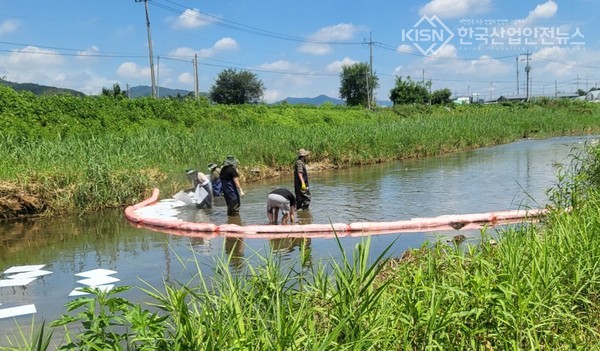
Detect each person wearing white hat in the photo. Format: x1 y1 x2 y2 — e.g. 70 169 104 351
294 149 311 210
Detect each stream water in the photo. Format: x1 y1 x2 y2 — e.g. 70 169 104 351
0 135 596 338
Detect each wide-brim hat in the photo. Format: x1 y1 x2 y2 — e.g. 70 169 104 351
207 163 218 170
297 148 310 157
223 155 239 167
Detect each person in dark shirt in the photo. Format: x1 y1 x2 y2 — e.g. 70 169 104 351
219 156 244 216
294 148 311 210
267 188 296 225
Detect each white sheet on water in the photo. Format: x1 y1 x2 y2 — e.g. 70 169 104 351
0 304 37 319
75 269 118 278
134 198 187 220
77 275 120 287
68 284 115 297
6 270 52 280
0 278 37 287
194 186 209 204
3 265 45 274
174 190 195 205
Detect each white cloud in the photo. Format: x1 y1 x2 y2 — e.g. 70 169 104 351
425 44 458 61
170 47 198 57
257 60 296 71
0 19 19 36
524 0 557 23
397 44 414 54
213 37 238 51
419 0 492 18
326 57 358 73
178 72 194 84
199 37 239 58
6 46 63 67
311 23 358 41
116 62 151 79
298 23 360 55
170 8 208 30
263 89 281 103
169 38 238 59
298 43 331 55
77 46 100 61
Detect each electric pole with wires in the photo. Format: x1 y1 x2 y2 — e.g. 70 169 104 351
135 0 157 98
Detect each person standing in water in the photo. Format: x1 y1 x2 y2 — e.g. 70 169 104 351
294 148 311 210
219 155 244 216
207 163 223 196
185 169 213 209
266 188 296 225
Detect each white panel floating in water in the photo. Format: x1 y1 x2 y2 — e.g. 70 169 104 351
0 278 37 287
77 276 120 287
3 265 46 274
6 270 53 280
68 284 115 297
74 269 118 278
0 304 37 319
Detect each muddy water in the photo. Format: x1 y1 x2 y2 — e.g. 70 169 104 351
0 135 595 338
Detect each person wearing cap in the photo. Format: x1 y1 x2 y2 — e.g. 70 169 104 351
294 148 311 210
219 155 245 216
207 163 223 196
185 169 213 209
267 188 296 225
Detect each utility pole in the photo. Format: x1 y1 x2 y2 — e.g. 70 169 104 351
364 32 378 109
194 54 199 98
136 0 157 98
516 56 520 95
520 50 531 101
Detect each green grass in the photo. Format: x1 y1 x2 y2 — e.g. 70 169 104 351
1 84 600 216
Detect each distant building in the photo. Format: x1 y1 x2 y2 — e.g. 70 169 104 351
452 96 470 104
584 90 600 102
493 93 579 103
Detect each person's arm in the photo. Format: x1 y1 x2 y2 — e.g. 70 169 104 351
234 177 244 197
289 206 295 224
296 163 307 190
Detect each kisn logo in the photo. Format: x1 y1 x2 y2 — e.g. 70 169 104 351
402 15 454 56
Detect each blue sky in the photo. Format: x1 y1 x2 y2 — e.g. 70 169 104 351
0 0 598 102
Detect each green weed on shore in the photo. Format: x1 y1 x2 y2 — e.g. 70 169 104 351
1 85 599 217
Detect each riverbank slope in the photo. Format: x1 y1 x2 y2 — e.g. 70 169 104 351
1 85 599 219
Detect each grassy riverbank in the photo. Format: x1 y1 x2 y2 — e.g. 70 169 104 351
3 144 600 350
1 84 600 218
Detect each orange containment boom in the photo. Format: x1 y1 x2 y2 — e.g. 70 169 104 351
125 188 548 239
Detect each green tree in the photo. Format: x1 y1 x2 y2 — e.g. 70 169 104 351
339 62 379 107
389 76 430 105
101 83 128 99
430 88 452 105
209 69 264 104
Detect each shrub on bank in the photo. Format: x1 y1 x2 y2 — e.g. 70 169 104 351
1 84 600 217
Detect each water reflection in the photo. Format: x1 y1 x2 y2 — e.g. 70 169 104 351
0 135 597 338
296 209 313 225
224 237 245 269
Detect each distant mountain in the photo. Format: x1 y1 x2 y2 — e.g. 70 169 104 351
0 78 85 97
274 94 393 107
128 85 199 98
274 94 345 106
